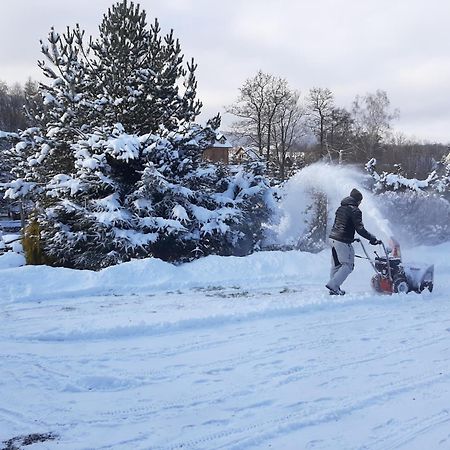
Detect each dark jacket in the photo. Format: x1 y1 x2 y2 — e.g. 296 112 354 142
329 196 375 244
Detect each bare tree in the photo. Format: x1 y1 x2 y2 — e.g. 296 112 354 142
306 87 334 158
351 89 399 161
271 90 306 180
327 107 354 164
263 76 290 162
227 71 290 161
226 71 272 156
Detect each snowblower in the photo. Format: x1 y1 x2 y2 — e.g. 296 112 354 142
355 237 434 294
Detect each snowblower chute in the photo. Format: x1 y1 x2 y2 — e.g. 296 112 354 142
356 237 434 295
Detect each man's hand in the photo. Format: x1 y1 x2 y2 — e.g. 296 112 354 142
369 237 381 245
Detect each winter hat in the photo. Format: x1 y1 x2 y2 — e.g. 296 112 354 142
350 188 363 202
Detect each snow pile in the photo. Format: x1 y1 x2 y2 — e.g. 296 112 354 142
1 241 448 304
0 252 25 269
0 234 25 269
0 248 329 303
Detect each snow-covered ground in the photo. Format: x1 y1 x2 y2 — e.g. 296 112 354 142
1 241 449 449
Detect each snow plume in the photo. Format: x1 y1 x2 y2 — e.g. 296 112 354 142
266 163 393 249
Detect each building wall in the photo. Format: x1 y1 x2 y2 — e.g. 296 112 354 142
202 147 229 164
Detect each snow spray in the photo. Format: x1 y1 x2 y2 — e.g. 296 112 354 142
266 163 393 248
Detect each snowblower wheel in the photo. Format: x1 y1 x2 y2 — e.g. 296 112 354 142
393 276 409 294
371 275 381 293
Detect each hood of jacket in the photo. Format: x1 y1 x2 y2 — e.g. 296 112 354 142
340 196 359 207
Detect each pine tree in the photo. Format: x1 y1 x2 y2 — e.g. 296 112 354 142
88 0 201 133
7 1 272 269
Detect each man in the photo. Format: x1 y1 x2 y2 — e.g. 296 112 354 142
326 188 379 295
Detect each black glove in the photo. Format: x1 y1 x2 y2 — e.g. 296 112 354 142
369 237 380 245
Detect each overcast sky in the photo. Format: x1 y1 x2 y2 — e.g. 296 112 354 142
2 0 450 143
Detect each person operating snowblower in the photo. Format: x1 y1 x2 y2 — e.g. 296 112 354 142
326 188 380 295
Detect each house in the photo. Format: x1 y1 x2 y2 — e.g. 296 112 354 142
229 146 263 164
202 134 232 164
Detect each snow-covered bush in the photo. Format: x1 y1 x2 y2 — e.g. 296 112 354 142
5 1 273 269
375 191 450 246
366 158 450 245
365 158 437 193
430 153 450 199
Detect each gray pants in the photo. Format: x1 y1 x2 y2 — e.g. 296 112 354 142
327 238 355 290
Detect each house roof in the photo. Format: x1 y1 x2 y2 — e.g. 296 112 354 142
210 134 233 148
230 146 263 161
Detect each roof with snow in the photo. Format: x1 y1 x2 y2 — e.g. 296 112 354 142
210 134 233 148
230 146 263 161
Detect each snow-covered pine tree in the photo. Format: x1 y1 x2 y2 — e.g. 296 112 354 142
89 0 201 134
430 153 450 200
365 158 450 245
6 0 273 269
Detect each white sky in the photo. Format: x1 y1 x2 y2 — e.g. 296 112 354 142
2 0 450 143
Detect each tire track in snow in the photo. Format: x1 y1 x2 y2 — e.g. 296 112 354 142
94 316 448 396
1 285 397 342
3 289 450 449
367 409 450 450
156 372 450 450
69 313 450 447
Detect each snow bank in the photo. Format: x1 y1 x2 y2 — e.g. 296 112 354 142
1 241 447 304
0 248 330 303
0 252 25 269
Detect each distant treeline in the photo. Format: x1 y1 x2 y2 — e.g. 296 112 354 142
0 79 40 132
378 143 447 178
0 78 448 179
227 71 449 179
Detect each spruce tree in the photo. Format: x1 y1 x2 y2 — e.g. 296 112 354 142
7 0 272 269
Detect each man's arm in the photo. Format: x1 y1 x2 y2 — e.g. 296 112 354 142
351 207 377 242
